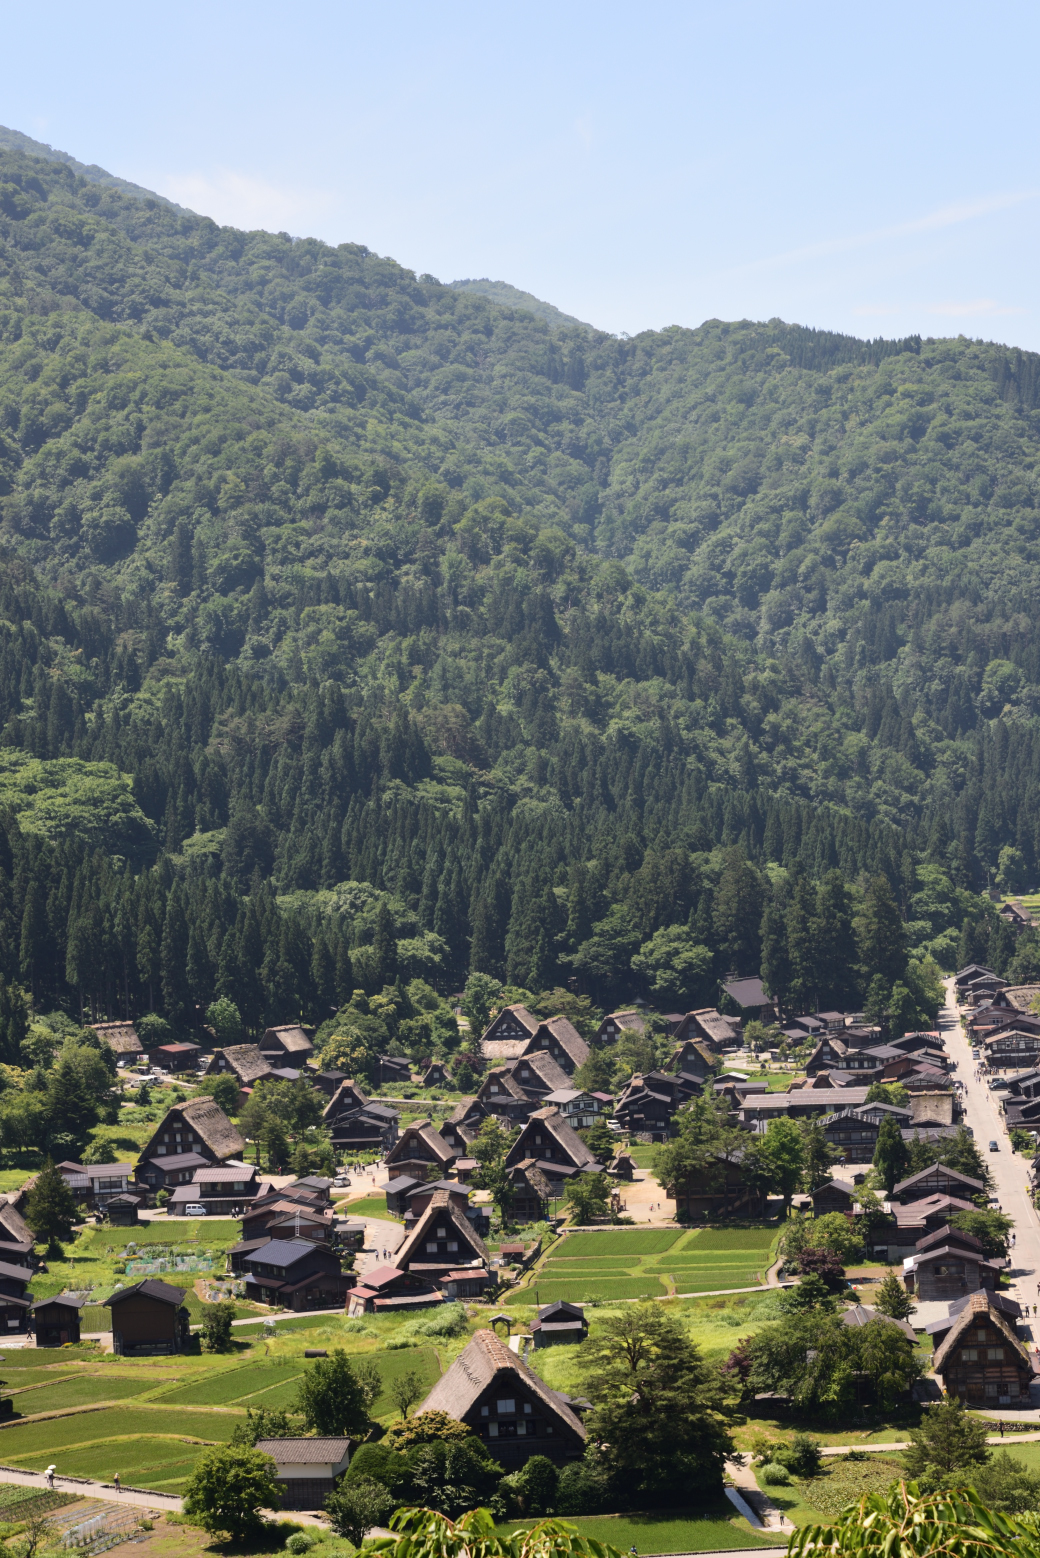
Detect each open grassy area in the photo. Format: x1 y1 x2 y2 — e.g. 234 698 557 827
341 1195 395 1220
760 1454 907 1528
501 1503 771 1552
510 1226 779 1304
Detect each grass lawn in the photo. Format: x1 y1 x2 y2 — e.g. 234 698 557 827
233 1313 335 1335
342 1195 396 1220
501 1503 772 1552
87 1221 242 1245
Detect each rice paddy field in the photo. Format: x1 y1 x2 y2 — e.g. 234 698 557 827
508 1225 779 1304
0 1324 451 1494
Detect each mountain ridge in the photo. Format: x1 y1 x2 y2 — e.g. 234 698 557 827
0 128 1035 1038
447 277 593 331
0 123 182 209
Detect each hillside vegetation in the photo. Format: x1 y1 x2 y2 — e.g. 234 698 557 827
0 131 1034 1046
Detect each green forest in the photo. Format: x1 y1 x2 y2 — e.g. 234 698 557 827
0 129 1036 1061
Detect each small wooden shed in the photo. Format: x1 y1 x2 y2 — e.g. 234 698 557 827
31 1295 83 1347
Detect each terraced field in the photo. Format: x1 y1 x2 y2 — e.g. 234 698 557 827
508 1225 778 1304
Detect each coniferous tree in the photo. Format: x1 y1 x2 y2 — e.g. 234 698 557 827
161 886 192 1030
713 849 762 975
24 1159 78 1250
858 875 908 992
873 1112 910 1194
813 871 858 1010
760 888 791 1018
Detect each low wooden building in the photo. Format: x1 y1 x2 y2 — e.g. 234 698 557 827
31 1295 82 1347
106 1279 190 1356
168 1163 262 1216
667 1149 767 1220
347 1265 444 1315
811 1178 859 1216
421 1063 452 1089
57 1161 135 1210
823 1102 912 1163
153 1043 201 1073
259 1025 314 1065
419 1328 587 1467
531 1300 587 1348
256 1438 352 1511
903 1224 1001 1302
892 1163 986 1204
933 1290 1033 1406
242 1238 350 1310
384 1121 457 1182
106 1194 140 1227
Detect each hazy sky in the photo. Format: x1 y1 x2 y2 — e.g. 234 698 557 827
5 1 1040 347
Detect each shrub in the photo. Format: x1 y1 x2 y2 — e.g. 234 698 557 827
285 1534 313 1554
181 1445 281 1539
759 1462 791 1486
555 1457 611 1515
324 1476 393 1546
776 1434 823 1477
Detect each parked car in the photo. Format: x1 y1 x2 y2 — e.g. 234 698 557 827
184 1203 208 1216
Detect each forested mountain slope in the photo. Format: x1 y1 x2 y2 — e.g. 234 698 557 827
0 134 1035 1046
447 278 593 330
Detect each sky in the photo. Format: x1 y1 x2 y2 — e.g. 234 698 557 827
4 0 1040 347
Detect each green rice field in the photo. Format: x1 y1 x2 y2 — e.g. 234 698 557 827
508 1225 778 1305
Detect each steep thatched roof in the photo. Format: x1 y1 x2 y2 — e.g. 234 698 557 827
178 1097 245 1158
420 1328 586 1439
395 1188 490 1269
208 1045 272 1085
91 1022 142 1055
933 1290 1031 1375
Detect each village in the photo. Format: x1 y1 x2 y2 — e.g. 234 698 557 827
0 958 1031 1556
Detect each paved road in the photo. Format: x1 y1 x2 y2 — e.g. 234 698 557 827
939 976 1040 1342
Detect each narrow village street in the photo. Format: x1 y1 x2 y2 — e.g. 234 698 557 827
938 976 1040 1398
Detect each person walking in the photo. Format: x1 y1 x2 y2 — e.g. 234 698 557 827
45 1467 54 1490
113 1473 120 1492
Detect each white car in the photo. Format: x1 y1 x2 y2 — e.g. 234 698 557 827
184 1203 208 1217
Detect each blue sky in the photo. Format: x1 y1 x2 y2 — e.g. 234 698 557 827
5 0 1040 346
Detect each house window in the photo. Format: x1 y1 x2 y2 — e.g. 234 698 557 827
496 1399 515 1414
426 1242 438 1253
481 1405 489 1417
523 1403 532 1414
988 1348 1004 1361
962 1348 978 1361
447 1241 458 1252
